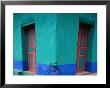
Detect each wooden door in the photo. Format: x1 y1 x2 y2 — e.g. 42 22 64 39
76 23 89 72
26 28 36 74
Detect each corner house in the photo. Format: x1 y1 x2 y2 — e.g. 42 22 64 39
13 13 97 75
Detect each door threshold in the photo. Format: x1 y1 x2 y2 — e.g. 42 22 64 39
76 71 91 75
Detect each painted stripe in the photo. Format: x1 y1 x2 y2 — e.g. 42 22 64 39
14 61 97 74
13 60 28 70
86 61 97 73
36 64 50 75
22 61 28 70
59 64 76 75
36 64 76 75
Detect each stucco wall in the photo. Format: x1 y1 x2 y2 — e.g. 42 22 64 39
56 14 79 65
13 13 97 74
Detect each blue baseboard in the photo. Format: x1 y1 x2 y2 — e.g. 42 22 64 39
22 61 28 70
14 61 97 74
86 61 97 73
36 64 50 75
59 64 76 75
13 60 23 70
36 64 76 75
13 60 28 70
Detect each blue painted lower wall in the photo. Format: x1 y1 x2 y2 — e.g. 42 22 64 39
13 60 28 70
59 64 76 75
22 61 28 70
36 64 76 75
14 60 97 74
86 61 97 73
36 64 50 75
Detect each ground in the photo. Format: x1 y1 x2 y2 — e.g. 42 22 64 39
14 69 96 75
76 71 97 75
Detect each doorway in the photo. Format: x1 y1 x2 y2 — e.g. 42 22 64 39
76 22 92 72
22 23 36 74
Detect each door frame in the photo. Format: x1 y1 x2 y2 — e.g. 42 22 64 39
76 21 93 73
21 23 36 74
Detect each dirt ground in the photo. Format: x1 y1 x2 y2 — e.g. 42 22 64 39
76 71 97 75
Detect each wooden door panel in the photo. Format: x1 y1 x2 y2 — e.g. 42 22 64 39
77 23 89 72
26 28 36 74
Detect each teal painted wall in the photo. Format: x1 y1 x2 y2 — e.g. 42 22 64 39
14 13 97 67
14 14 23 62
14 13 56 65
36 14 56 65
78 13 97 62
56 14 79 65
56 13 97 65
